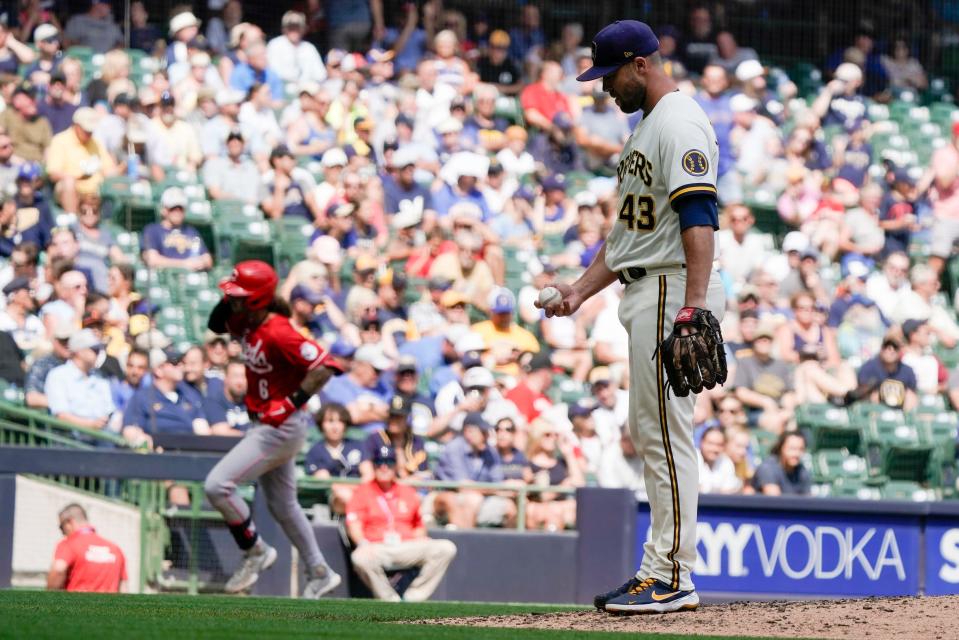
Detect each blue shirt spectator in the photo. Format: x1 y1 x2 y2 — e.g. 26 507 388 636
110 349 150 415
320 344 394 432
436 416 503 484
201 362 251 435
229 42 284 102
305 439 365 477
141 187 213 270
122 349 209 439
45 330 115 430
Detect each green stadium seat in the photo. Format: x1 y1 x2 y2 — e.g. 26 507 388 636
811 448 868 483
797 404 861 453
233 237 277 268
828 477 881 500
881 480 940 501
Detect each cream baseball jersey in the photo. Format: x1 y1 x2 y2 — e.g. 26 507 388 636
604 91 719 272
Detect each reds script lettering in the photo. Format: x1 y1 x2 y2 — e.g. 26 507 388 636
242 337 273 374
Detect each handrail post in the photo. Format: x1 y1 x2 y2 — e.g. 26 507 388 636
516 486 527 532
188 482 201 595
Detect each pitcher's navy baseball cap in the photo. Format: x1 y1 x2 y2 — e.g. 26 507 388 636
576 20 660 82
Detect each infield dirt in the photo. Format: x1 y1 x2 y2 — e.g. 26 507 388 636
422 595 959 639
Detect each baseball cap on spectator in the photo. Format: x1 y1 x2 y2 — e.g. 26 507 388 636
576 20 659 82
226 128 244 143
329 339 357 359
441 290 470 308
735 59 765 83
781 231 810 254
462 411 491 431
372 445 398 465
738 285 760 302
354 254 378 275
112 92 137 108
355 344 392 371
505 125 528 142
16 162 40 182
2 276 29 296
34 23 58 44
489 288 516 314
730 93 757 113
437 117 463 135
462 367 494 389
461 350 484 369
892 168 916 187
542 174 566 192
754 320 776 341
290 284 323 305
392 206 422 230
149 346 183 369
327 202 355 218
429 277 453 291
160 187 187 209
521 350 553 373
13 82 37 99
588 366 612 386
800 247 819 262
455 331 486 357
68 329 101 353
190 51 211 67
159 91 175 107
395 113 414 130
388 394 411 417
281 10 306 29
902 318 927 340
834 62 863 84
215 88 244 107
391 145 418 168
841 255 873 280
321 148 348 168
203 329 227 346
270 144 293 162
574 191 597 208
568 398 598 420
73 107 100 133
169 11 200 36
489 29 510 48
397 355 418 374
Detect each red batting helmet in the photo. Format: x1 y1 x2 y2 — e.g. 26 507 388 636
219 260 278 310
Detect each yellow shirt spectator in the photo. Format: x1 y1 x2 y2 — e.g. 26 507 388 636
471 287 540 376
45 109 115 196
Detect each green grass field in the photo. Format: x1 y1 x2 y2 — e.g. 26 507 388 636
0 591 768 640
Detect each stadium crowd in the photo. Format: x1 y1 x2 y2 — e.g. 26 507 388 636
1 0 959 525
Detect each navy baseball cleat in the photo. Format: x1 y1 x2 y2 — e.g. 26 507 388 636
593 576 644 610
603 578 699 614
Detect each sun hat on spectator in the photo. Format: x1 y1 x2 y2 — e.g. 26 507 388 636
169 11 200 37
355 344 392 371
72 107 99 133
436 117 463 135
34 23 58 44
488 287 516 314
321 148 348 168
781 231 810 254
160 187 188 209
735 59 765 83
462 367 494 389
588 366 613 386
576 20 659 82
442 151 489 185
290 284 323 305
215 88 244 107
834 62 863 84
190 51 211 68
68 329 101 353
281 10 306 29
730 93 757 113
133 328 172 350
441 290 470 308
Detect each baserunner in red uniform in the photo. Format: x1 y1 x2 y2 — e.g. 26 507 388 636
204 260 343 597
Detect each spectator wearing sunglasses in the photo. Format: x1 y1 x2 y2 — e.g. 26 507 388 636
44 328 115 432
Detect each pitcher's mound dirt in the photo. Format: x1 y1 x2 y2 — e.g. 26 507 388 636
420 596 959 639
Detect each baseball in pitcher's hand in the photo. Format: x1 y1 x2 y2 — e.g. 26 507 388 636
535 283 582 318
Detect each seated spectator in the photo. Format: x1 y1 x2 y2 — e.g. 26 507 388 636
141 187 213 271
597 423 647 500
590 291 630 371
24 320 72 409
709 30 758 76
577 89 630 172
493 416 531 483
496 126 535 184
392 356 435 437
837 183 885 260
73 193 122 292
853 334 918 410
239 82 284 161
48 503 126 593
45 107 116 216
304 403 362 514
122 348 211 447
110 347 149 415
717 204 768 288
360 396 429 481
520 61 572 133
202 129 259 203
732 320 797 434
0 276 45 361
428 231 495 310
64 1 123 53
471 288 539 376
230 41 283 104
568 399 601 477
40 266 87 336
346 446 457 602
150 92 202 172
881 39 927 92
589 366 629 447
833 121 872 189
434 412 514 528
878 170 918 257
476 30 522 95
751 431 811 496
0 328 24 386
179 345 214 405
900 319 946 398
865 251 910 320
44 329 115 433
38 71 77 135
527 112 583 175
267 12 325 85
504 351 554 424
891 264 959 347
811 62 868 130
697 426 742 494
525 420 584 531
202 358 250 436
260 144 322 222
1 82 52 163
24 23 62 89
320 343 392 432
724 425 755 494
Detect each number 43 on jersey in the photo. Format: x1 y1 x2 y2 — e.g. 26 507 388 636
619 193 655 231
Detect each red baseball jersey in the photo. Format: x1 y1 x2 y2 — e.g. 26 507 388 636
54 527 127 593
228 313 329 413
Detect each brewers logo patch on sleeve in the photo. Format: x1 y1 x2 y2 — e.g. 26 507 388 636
681 150 709 177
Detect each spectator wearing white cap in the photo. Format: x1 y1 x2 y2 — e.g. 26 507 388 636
320 343 393 432
199 89 244 159
63 0 122 53
24 24 62 89
141 187 212 271
267 11 326 85
812 62 869 130
44 329 115 432
735 59 794 126
166 11 201 67
312 147 348 215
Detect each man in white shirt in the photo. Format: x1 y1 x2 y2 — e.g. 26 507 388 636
697 426 742 494
865 251 911 320
716 203 768 287
266 12 327 85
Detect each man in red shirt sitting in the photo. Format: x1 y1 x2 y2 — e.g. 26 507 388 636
47 504 127 593
346 446 457 602
520 61 574 132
